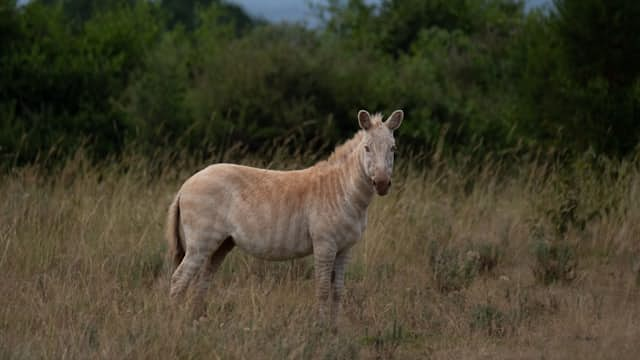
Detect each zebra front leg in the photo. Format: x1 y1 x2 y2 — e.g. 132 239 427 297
331 248 351 326
313 247 336 326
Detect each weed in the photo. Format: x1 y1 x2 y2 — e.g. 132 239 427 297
320 337 359 360
470 304 506 337
428 241 479 292
475 242 503 274
362 319 411 360
532 240 577 285
504 287 559 329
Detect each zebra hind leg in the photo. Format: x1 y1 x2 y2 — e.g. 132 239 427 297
191 237 235 319
170 231 227 305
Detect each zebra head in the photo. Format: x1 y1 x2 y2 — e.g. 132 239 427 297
357 109 404 196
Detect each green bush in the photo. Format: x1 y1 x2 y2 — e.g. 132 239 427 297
2 0 639 166
512 0 640 156
0 1 161 164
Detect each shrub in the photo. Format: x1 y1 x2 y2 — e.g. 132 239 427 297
427 240 504 292
0 1 162 164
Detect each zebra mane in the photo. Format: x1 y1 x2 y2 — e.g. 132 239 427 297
325 130 364 164
322 113 384 165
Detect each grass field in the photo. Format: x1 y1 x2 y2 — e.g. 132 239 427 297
2 149 640 359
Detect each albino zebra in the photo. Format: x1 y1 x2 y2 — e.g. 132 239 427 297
166 109 404 325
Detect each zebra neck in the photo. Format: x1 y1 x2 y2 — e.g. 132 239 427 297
341 144 374 212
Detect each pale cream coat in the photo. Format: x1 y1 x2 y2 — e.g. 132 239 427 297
166 110 404 325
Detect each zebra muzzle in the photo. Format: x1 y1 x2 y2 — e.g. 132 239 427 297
372 177 391 195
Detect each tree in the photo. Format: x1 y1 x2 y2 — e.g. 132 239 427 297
160 0 256 32
517 0 640 156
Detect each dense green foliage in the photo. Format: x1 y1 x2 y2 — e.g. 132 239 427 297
1 0 639 165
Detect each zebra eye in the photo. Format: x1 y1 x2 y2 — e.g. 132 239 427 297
364 145 371 152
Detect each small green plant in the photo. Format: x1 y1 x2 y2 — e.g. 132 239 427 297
532 240 577 285
547 188 581 236
428 241 478 292
470 304 506 337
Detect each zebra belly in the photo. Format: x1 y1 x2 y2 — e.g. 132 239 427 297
232 231 313 261
230 214 312 261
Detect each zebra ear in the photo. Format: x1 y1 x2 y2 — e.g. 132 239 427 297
358 110 372 130
385 110 404 131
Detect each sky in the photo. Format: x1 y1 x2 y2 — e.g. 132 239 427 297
228 0 552 24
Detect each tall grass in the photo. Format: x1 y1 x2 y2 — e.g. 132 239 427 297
1 149 640 359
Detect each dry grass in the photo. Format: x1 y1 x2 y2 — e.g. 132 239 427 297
2 150 640 359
